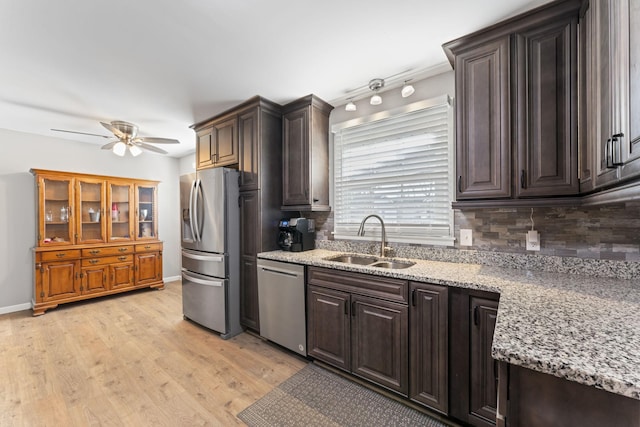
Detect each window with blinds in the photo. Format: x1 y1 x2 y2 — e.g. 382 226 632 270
333 96 454 245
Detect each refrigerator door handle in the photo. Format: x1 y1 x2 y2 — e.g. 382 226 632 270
182 250 224 263
194 178 204 242
188 179 198 242
181 269 223 287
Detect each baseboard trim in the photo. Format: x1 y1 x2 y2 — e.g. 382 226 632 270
163 275 181 283
0 302 32 315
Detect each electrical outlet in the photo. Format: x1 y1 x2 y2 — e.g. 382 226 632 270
460 229 473 246
526 230 540 251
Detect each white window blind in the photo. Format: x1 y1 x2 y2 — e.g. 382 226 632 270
333 97 454 245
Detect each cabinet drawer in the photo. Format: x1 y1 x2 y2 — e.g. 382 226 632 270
82 254 133 267
135 243 162 252
307 267 408 304
82 246 134 257
40 250 81 262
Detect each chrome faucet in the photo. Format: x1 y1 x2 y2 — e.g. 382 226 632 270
357 214 388 257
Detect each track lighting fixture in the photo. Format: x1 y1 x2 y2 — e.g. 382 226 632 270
345 98 357 112
401 80 415 98
369 78 385 105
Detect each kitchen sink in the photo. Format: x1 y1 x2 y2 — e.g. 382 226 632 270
324 254 416 269
370 260 415 269
324 254 379 265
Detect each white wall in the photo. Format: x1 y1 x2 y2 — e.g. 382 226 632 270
0 128 183 313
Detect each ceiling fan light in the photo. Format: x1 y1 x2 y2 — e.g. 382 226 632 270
370 94 382 105
113 141 127 156
345 100 357 111
401 83 415 98
129 144 142 157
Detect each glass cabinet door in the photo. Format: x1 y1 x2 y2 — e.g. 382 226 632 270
136 185 157 239
76 178 106 244
39 176 74 245
108 182 134 241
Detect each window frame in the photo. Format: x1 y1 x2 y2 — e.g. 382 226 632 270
330 95 455 246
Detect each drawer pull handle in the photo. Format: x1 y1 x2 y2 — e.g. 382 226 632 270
56 253 66 258
89 259 99 264
144 245 151 249
118 247 128 252
118 256 127 261
90 250 100 255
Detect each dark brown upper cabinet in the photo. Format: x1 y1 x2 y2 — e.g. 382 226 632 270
444 0 582 208
281 94 333 211
192 114 238 170
581 0 640 193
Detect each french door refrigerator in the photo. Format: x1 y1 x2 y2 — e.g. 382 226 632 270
180 167 242 339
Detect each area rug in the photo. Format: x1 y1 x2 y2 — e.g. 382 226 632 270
238 363 451 427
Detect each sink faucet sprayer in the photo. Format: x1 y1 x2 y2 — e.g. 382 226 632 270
357 214 389 257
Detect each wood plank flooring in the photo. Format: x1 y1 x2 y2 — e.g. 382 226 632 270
0 282 307 426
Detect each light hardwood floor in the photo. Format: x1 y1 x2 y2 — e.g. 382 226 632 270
0 282 307 426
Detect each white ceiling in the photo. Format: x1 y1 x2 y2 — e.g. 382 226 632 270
0 0 551 158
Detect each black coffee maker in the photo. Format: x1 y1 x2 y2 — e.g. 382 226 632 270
278 218 316 252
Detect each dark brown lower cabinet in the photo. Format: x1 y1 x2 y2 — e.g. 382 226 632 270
450 288 500 427
502 363 640 427
351 294 408 395
307 285 350 370
409 282 449 414
306 267 409 396
239 190 260 331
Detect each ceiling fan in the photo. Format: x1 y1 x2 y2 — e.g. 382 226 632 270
51 120 179 156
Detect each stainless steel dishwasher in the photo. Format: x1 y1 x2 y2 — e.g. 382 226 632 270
257 259 307 356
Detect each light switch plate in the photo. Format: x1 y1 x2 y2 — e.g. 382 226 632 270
460 229 473 246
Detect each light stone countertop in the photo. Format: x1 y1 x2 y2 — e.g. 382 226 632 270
257 248 640 401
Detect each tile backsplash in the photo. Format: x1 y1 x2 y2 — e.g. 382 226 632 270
305 201 640 263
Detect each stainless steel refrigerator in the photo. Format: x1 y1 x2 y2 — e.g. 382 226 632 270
180 167 242 339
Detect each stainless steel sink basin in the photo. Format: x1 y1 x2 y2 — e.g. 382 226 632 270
324 254 379 265
370 260 415 269
324 254 415 269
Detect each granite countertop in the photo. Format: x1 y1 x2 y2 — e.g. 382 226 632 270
257 248 640 401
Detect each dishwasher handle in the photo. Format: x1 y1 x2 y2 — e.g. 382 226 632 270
181 269 223 287
259 266 300 278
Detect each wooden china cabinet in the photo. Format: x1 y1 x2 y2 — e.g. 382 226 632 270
31 169 164 315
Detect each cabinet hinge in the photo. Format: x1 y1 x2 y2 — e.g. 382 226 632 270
40 291 44 298
80 285 83 291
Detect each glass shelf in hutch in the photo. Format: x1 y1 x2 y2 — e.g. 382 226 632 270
108 182 133 241
40 175 74 245
137 185 156 239
77 178 106 244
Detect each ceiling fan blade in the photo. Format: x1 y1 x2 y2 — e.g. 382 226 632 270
135 137 180 144
51 128 111 138
137 142 168 155
100 121 126 139
101 141 119 150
